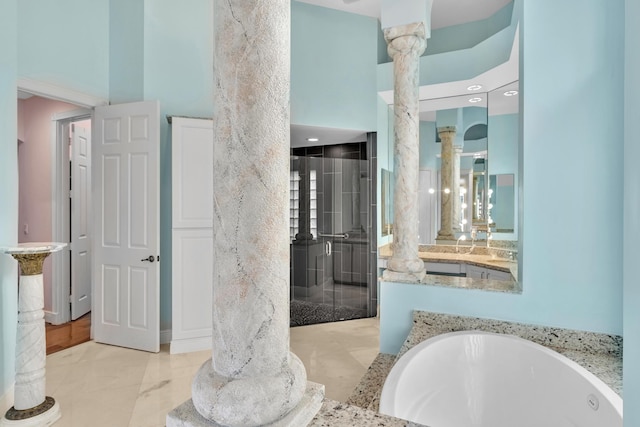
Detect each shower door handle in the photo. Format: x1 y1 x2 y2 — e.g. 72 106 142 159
318 232 349 239
326 241 332 256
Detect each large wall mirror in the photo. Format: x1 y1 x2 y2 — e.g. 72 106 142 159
414 81 519 244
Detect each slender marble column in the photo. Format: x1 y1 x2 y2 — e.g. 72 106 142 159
167 1 323 426
1 243 65 427
436 127 456 241
382 22 427 282
453 145 463 231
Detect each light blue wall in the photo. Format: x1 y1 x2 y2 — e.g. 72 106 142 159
0 0 18 401
488 114 517 175
110 0 144 103
624 0 640 423
142 0 214 331
419 121 437 170
17 0 109 100
291 1 378 131
488 113 518 237
381 0 624 353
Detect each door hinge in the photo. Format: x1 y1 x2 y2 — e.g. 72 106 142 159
69 190 72 198
69 294 73 304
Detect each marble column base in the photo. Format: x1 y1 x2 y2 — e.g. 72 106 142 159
436 232 456 242
382 268 426 283
0 398 60 427
166 382 324 427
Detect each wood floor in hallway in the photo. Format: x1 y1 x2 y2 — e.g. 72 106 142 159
45 312 91 355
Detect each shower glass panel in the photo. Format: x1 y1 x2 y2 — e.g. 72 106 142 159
290 153 374 327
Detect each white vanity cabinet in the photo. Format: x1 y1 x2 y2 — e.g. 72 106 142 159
170 117 214 354
425 261 463 276
466 264 512 281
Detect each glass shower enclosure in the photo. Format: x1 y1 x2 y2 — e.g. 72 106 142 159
289 148 376 327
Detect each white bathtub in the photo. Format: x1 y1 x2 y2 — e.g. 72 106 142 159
379 331 622 427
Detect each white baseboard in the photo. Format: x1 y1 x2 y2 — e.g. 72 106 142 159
44 310 63 325
160 329 172 345
0 384 14 414
170 337 211 355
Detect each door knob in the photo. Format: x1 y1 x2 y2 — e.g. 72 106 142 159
141 255 155 262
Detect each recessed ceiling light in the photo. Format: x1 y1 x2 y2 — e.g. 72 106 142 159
306 137 319 142
504 90 519 97
468 97 483 103
467 84 483 91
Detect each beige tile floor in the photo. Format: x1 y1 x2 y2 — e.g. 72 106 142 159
44 317 380 427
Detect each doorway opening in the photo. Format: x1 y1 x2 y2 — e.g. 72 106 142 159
289 135 378 327
17 89 93 347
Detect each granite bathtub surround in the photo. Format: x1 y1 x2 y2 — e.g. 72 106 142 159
436 127 456 241
166 1 322 426
349 311 622 415
400 311 623 394
382 22 427 283
0 242 66 427
309 401 425 427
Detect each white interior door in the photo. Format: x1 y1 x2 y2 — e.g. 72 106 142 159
92 100 160 352
71 124 92 320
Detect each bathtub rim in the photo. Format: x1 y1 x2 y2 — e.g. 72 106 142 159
379 330 623 421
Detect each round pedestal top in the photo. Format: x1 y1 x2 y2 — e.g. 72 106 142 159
0 242 67 255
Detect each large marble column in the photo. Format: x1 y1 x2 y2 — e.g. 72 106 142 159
436 127 456 241
1 242 66 427
167 1 323 426
382 23 427 282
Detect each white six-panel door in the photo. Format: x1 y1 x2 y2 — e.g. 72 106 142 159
71 124 92 320
93 101 160 353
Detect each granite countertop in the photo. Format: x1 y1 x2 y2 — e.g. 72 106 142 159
379 244 521 293
310 400 425 427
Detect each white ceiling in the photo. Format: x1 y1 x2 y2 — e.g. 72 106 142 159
295 0 512 30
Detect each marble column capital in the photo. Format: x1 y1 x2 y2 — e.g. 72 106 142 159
437 126 457 138
11 253 49 276
384 22 427 59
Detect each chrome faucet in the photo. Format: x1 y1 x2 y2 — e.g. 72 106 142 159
470 227 478 253
456 235 467 253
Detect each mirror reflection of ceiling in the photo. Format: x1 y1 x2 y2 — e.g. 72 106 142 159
291 124 367 148
291 0 519 146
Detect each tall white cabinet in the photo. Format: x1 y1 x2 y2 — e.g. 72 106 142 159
170 117 214 354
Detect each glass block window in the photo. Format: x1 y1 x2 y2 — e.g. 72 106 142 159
290 169 317 241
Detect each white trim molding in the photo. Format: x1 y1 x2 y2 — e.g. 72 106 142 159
160 329 172 345
18 78 108 108
169 336 211 355
50 113 91 326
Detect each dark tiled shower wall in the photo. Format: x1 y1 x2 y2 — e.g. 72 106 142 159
291 137 378 318
367 133 378 317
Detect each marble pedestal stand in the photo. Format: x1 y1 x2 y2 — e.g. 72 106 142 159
0 242 66 427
